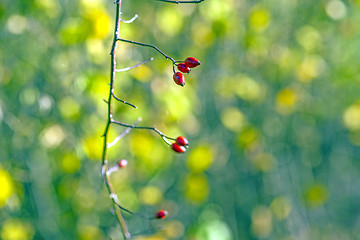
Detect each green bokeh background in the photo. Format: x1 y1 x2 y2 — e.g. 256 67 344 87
1 0 360 239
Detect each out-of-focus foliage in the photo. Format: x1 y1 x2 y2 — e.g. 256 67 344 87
1 0 360 239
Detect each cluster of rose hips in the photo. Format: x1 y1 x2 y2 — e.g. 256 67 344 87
173 57 201 87
171 136 189 153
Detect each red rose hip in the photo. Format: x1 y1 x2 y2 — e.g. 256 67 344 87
155 210 168 219
176 136 188 147
118 159 128 168
177 63 190 74
184 57 200 68
173 72 185 86
171 143 186 153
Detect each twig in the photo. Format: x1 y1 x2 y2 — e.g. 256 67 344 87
117 38 176 64
156 0 204 3
121 14 138 23
116 57 154 72
111 119 175 145
107 117 142 148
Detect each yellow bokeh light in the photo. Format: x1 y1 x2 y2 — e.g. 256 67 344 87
161 88 192 121
343 102 360 131
249 7 270 32
132 65 153 83
349 131 360 146
40 124 66 148
35 0 60 19
86 38 106 64
191 21 215 48
156 7 183 36
234 75 264 102
237 126 260 150
296 26 322 52
77 224 103 240
61 153 81 174
305 184 329 207
187 145 214 173
58 18 89 45
185 173 209 203
130 132 168 171
165 220 184 239
82 136 103 160
0 169 14 208
91 10 111 39
276 88 299 115
296 56 325 83
252 153 275 172
130 133 155 159
59 97 81 121
251 206 273 238
199 0 234 21
270 196 292 220
88 74 108 100
1 219 34 240
221 107 246 132
139 186 163 205
136 235 166 240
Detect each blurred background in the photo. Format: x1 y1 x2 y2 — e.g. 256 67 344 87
1 0 360 239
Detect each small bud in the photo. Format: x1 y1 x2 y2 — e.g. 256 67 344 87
173 72 185 86
155 210 168 219
184 57 200 68
171 143 186 153
118 159 128 168
176 136 188 147
177 63 190 74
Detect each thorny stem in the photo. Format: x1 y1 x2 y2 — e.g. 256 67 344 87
102 0 130 239
101 0 203 238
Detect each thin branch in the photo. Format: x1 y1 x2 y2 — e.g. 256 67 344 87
116 38 176 64
116 57 154 72
111 92 137 109
111 119 175 145
102 0 130 238
107 117 142 148
121 14 138 23
155 0 204 3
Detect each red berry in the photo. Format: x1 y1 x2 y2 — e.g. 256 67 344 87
155 210 168 219
173 72 185 86
177 63 190 74
176 136 188 147
118 159 128 168
171 143 186 153
184 57 200 68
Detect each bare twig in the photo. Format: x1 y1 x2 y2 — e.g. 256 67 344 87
107 117 142 148
117 38 176 64
116 57 154 72
156 0 204 3
111 119 175 145
121 13 138 23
